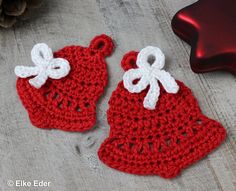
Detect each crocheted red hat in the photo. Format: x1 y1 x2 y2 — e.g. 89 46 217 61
15 34 114 132
98 47 226 178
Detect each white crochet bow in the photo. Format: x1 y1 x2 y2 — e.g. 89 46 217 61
14 43 70 89
123 46 179 110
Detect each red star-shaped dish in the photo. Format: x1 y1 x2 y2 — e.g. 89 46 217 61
171 0 236 75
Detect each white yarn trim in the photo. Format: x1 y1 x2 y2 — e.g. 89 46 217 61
14 43 70 89
123 46 179 110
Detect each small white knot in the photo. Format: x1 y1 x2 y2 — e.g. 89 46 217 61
14 43 70 89
123 46 179 110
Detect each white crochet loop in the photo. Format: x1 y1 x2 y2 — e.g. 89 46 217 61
14 43 70 89
123 46 179 110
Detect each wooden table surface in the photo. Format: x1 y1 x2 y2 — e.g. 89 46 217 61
0 0 235 190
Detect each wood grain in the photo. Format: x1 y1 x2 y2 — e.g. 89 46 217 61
0 0 235 190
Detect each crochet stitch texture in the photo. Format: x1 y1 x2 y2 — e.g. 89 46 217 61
98 51 226 178
16 34 114 132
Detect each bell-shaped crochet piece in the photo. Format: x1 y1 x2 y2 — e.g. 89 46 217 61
98 49 226 178
16 34 114 132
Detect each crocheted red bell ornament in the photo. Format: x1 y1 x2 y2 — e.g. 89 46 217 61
98 46 226 178
15 34 114 132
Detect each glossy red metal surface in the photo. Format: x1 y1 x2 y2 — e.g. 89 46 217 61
171 0 236 74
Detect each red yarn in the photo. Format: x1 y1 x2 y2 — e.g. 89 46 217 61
98 51 226 178
16 34 114 132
